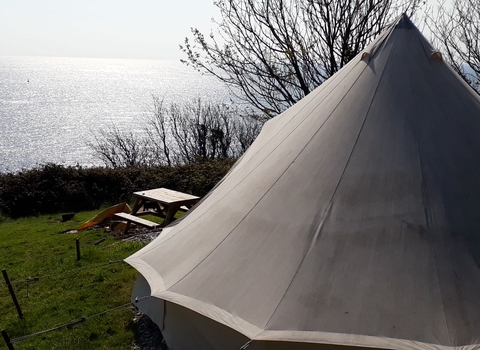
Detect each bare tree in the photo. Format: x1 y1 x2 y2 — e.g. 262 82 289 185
234 113 264 154
166 98 257 162
87 126 151 168
181 0 422 117
428 0 480 91
89 97 263 168
145 96 174 166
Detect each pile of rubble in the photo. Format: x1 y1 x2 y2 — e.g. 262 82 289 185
131 306 168 350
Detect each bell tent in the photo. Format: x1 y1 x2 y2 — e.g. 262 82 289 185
126 14 480 350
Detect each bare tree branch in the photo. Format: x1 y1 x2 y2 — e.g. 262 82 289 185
88 98 263 168
181 0 422 117
427 0 480 91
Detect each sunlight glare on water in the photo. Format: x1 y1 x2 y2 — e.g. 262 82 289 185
0 56 231 173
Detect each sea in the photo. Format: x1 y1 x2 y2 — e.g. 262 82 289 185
0 56 232 173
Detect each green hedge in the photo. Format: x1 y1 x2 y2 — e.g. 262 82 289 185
0 159 235 218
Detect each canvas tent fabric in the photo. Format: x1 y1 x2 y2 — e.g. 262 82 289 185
126 14 480 350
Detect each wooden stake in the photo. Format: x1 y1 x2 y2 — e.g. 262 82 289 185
75 238 81 261
2 269 23 319
1 329 15 350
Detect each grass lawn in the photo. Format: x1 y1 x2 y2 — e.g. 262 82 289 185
0 210 153 349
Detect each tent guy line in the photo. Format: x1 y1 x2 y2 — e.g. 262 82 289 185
1 295 151 348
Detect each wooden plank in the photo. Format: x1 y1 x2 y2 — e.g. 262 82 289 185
114 213 160 229
2 269 23 319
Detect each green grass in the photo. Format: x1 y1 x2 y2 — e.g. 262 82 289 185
0 210 149 349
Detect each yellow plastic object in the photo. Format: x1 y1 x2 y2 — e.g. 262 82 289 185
77 203 132 231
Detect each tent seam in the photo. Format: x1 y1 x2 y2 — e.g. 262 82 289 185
168 61 375 292
226 54 366 179
412 109 453 348
409 34 452 346
260 34 398 331
137 55 366 255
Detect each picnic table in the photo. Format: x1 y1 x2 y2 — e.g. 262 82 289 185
130 188 200 227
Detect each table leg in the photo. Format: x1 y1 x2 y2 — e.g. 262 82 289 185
131 198 144 214
163 205 179 227
124 221 132 235
153 202 166 218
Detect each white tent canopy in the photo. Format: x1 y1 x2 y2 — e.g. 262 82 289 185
126 14 480 350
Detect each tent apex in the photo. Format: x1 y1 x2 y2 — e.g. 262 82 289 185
395 12 416 29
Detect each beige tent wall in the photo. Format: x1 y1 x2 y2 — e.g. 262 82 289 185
133 275 478 350
127 14 480 350
133 274 250 350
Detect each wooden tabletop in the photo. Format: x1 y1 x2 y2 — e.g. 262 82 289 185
133 188 200 206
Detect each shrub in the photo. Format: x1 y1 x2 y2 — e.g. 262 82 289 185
0 159 235 218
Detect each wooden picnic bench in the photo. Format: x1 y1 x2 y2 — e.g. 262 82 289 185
114 212 160 233
115 188 200 234
130 188 200 227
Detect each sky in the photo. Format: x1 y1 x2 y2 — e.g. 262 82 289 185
0 0 220 60
0 0 444 61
